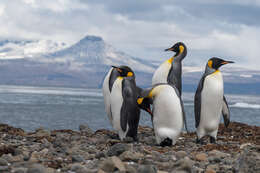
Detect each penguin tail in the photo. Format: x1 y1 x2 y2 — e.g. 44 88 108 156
160 137 172 147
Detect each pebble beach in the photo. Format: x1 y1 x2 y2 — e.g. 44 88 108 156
0 122 259 173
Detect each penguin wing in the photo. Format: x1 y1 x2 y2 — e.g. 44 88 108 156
167 62 182 95
120 79 138 132
222 96 230 127
194 75 206 128
180 95 189 132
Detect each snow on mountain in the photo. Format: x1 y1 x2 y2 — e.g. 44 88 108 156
0 35 259 92
0 39 67 59
42 36 155 73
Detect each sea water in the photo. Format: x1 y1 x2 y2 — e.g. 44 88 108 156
0 85 259 131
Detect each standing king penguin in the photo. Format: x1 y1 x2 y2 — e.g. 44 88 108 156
194 57 234 144
137 83 186 146
152 42 187 95
103 66 140 141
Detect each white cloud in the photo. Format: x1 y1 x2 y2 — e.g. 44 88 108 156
0 4 5 16
0 0 259 69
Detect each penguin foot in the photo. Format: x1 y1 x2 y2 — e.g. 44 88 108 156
210 137 216 144
160 138 172 147
196 138 206 145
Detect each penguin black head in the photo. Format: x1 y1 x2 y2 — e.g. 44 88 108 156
112 65 134 77
137 97 153 116
207 57 234 70
165 42 187 57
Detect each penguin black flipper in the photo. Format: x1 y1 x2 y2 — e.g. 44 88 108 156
180 94 188 132
120 78 140 139
222 96 230 127
194 75 206 128
167 62 182 95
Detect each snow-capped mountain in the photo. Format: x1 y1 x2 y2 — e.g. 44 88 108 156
0 36 156 88
0 39 67 59
0 35 259 94
40 36 155 73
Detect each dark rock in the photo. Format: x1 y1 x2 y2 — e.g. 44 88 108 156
0 158 8 166
137 165 157 173
14 148 23 156
0 166 9 171
95 152 106 159
107 143 130 157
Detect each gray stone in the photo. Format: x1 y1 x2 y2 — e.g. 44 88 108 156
125 164 137 173
171 157 194 173
119 151 143 162
70 163 90 173
27 164 46 173
0 158 8 166
107 143 130 157
99 158 115 172
137 165 157 173
176 151 188 159
79 124 93 134
13 168 27 173
111 156 126 172
72 155 85 162
234 147 260 172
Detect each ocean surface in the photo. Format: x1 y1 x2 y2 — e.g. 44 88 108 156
0 85 259 132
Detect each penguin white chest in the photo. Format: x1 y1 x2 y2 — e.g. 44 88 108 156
152 60 171 85
200 72 223 132
102 68 113 124
110 78 124 131
152 85 183 144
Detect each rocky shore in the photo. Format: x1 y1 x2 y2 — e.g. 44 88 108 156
0 122 259 173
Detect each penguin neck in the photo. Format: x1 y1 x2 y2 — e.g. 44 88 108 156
173 47 187 62
205 65 219 75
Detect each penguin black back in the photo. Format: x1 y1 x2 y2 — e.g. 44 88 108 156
120 76 140 140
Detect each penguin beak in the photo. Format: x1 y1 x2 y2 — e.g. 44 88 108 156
111 65 122 73
221 60 234 65
165 47 176 52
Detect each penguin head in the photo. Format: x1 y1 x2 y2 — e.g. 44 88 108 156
207 57 234 70
165 42 187 58
112 65 134 77
137 97 153 116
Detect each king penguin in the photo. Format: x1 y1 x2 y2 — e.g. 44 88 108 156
103 66 140 141
194 57 234 144
137 83 186 146
152 42 187 95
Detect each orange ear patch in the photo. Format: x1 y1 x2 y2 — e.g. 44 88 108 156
208 60 213 68
179 45 184 54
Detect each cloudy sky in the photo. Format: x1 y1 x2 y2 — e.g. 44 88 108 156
0 0 260 68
